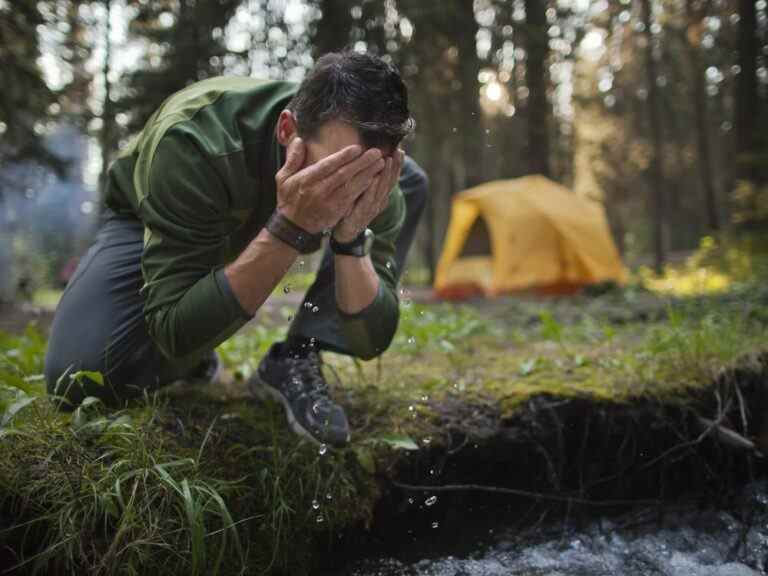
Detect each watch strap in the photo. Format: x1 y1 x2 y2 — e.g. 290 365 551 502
330 228 373 256
265 211 323 254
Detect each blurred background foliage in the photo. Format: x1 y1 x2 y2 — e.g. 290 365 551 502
1 0 767 303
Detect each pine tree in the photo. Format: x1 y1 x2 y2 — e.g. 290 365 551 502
115 0 241 134
0 0 62 179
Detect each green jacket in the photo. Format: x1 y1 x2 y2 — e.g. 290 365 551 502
104 77 405 361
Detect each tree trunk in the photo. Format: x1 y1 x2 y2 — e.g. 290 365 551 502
313 0 354 57
100 0 113 211
685 0 719 232
524 0 550 177
735 0 758 182
640 0 666 274
454 0 484 188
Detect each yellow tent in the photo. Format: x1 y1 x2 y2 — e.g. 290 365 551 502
434 175 628 299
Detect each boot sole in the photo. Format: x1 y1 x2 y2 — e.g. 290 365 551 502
250 374 331 447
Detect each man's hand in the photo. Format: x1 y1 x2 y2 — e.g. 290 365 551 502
275 138 386 234
333 148 405 243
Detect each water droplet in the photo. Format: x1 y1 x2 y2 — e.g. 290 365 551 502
408 497 414 504
407 337 416 345
316 514 324 523
431 521 439 529
425 495 437 506
318 443 328 455
422 437 432 446
408 405 415 412
386 261 393 269
304 301 313 309
312 306 319 313
283 285 291 294
326 492 333 501
429 468 436 476
312 499 320 510
421 395 429 402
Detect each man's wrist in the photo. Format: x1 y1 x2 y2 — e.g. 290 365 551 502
330 228 374 257
332 228 359 244
265 211 323 254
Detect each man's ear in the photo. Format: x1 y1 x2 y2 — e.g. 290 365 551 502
276 110 298 146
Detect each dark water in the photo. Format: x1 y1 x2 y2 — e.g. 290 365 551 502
340 482 768 576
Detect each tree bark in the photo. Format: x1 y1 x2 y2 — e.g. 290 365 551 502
735 0 758 182
640 0 666 274
524 0 550 177
313 0 354 57
100 0 113 211
684 0 719 232
454 0 484 187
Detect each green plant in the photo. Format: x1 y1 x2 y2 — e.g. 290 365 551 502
217 322 287 380
393 303 499 354
0 325 47 414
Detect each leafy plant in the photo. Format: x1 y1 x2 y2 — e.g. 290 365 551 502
393 303 499 354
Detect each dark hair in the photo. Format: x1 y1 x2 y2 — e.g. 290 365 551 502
288 51 414 150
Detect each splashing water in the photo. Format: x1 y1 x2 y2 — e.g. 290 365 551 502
341 481 768 576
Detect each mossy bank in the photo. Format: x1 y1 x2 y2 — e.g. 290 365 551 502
1 285 767 575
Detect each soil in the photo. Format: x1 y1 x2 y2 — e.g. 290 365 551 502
0 301 54 335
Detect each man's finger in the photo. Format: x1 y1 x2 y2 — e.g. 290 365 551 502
333 155 386 204
392 149 404 188
373 159 395 212
319 148 384 195
300 144 364 185
276 138 306 186
373 158 392 204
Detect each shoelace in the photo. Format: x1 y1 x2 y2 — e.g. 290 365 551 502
286 352 331 404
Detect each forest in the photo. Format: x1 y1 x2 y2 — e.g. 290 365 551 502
2 1 768 575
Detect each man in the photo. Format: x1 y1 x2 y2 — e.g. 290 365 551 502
44 52 428 448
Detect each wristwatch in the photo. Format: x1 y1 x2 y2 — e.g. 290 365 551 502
330 228 375 257
265 211 323 254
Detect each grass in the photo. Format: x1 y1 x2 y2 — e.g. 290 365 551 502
1 283 767 574
31 288 63 310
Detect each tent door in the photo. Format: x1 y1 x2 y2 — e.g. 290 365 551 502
459 215 492 257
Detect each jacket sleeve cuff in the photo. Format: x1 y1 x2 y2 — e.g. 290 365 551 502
146 269 252 359
214 267 253 320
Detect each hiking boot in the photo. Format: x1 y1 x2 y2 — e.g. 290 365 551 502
249 342 351 447
187 350 222 385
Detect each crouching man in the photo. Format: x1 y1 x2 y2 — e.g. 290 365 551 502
44 52 428 448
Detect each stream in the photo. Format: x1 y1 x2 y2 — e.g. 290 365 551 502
333 481 768 576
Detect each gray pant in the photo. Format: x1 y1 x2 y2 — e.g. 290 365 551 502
44 157 428 406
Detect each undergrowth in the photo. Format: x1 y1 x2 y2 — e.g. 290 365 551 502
0 287 766 574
